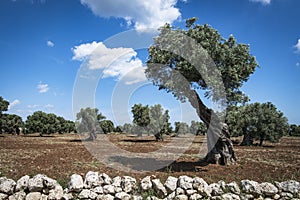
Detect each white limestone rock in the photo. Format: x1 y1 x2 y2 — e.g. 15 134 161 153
178 176 193 190
15 176 30 192
0 177 16 195
68 174 83 192
121 176 136 193
240 180 262 196
260 182 278 196
152 179 167 198
84 171 100 189
164 176 178 193
141 176 152 191
28 174 46 192
8 191 26 200
115 191 131 200
226 182 241 195
25 192 41 200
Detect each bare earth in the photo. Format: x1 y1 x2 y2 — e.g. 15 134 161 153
0 133 299 185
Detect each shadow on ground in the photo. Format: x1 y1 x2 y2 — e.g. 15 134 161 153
158 160 209 172
108 156 209 172
23 135 55 138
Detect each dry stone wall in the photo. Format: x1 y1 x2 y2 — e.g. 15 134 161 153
0 171 299 199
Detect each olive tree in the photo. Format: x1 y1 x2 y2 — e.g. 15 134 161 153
0 114 23 134
131 104 150 136
76 107 105 140
174 122 189 135
99 120 114 134
226 102 289 146
0 96 9 133
146 18 258 164
148 104 172 138
25 111 75 135
290 124 300 136
190 120 207 135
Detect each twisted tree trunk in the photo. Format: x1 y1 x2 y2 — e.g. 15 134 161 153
240 128 253 146
187 90 237 165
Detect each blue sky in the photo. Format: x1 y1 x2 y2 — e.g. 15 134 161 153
1 0 300 125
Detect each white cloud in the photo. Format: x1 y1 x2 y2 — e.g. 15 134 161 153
296 62 300 67
45 104 54 109
250 0 271 5
37 82 49 93
72 41 147 84
28 104 39 108
80 0 181 31
8 99 21 110
47 40 54 47
295 39 300 53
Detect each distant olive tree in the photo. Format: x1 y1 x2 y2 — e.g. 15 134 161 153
226 102 289 146
190 120 207 135
174 122 189 135
131 104 150 136
1 114 23 134
131 103 171 139
289 124 300 136
25 111 75 135
99 120 114 134
76 107 102 140
0 96 9 134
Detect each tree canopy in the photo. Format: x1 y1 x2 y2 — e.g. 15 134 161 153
131 103 171 136
146 18 259 164
226 102 289 146
25 111 75 135
0 96 9 114
76 107 115 140
289 124 300 136
146 18 258 108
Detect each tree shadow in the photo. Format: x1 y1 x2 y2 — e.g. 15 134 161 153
109 156 175 171
122 139 156 143
23 134 55 138
108 156 209 172
69 139 83 143
158 159 209 172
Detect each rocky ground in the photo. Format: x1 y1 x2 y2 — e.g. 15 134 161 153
0 134 299 185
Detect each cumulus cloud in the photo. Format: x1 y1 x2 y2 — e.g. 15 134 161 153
250 0 271 5
37 82 49 93
295 39 300 53
47 40 54 47
80 0 181 31
72 41 147 84
27 104 39 109
45 104 54 109
8 99 21 110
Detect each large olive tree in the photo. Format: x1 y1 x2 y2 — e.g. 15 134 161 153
146 18 258 165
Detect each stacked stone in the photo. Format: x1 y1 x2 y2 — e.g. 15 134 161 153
0 172 299 200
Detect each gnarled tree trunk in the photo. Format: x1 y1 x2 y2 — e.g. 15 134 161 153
240 128 253 146
188 90 237 165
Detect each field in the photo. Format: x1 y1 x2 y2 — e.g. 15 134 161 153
0 133 299 185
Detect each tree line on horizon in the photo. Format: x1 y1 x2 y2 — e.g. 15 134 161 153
0 96 76 135
1 95 300 143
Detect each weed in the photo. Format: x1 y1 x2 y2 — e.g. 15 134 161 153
165 165 173 174
141 188 158 199
57 176 70 189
